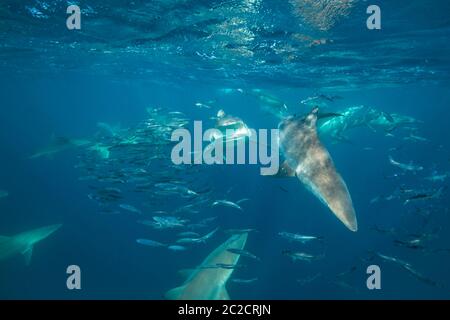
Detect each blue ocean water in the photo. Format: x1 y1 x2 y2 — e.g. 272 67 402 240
0 1 450 299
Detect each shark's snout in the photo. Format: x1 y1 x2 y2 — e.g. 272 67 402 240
329 200 358 232
342 216 358 232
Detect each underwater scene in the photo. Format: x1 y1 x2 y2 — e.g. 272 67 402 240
0 0 450 300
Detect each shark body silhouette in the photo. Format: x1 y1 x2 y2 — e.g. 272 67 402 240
165 233 248 300
0 224 62 265
278 108 358 231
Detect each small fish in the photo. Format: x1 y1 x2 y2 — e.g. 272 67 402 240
331 280 359 293
375 252 411 267
278 232 323 243
194 102 212 109
174 204 200 214
227 248 261 261
403 134 429 142
402 264 441 287
152 210 169 215
282 250 324 262
176 227 218 244
389 155 423 172
176 238 202 244
136 239 167 247
198 217 218 224
168 245 187 251
297 273 322 286
404 188 443 205
370 225 397 236
119 204 142 214
177 231 200 238
394 239 425 250
231 278 258 284
212 200 243 211
384 172 407 180
369 196 380 204
186 223 208 230
224 228 257 235
214 263 242 269
425 172 448 182
375 252 440 287
141 216 188 229
336 266 357 278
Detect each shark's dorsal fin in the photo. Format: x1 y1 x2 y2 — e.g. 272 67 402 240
177 269 196 280
165 285 187 300
382 112 394 123
236 198 250 205
317 112 343 120
22 246 33 266
304 108 319 128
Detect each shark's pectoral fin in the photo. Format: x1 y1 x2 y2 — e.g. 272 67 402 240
22 246 33 266
279 161 296 177
165 285 187 300
215 287 230 300
262 161 296 177
382 112 394 123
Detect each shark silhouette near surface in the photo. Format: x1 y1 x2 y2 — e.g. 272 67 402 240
30 136 90 159
0 224 62 265
318 105 422 143
278 108 358 232
165 232 248 300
